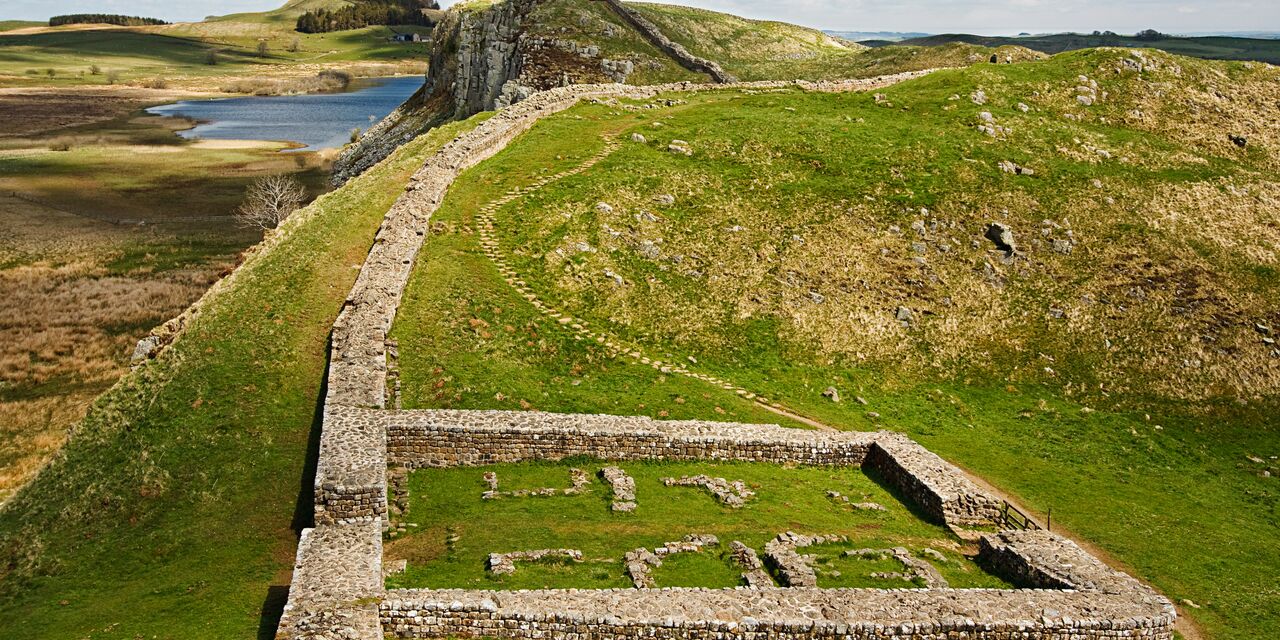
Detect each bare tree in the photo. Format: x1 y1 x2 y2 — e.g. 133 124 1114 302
235 175 307 231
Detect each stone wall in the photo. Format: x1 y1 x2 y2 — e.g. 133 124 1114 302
276 522 385 640
600 0 736 83
373 408 1000 530
381 408 876 468
381 575 1175 639
865 435 1005 527
278 66 1176 640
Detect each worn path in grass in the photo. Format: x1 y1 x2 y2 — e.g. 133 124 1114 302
473 134 837 430
395 54 1280 639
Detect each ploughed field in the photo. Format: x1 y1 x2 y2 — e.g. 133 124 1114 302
385 460 1009 591
389 49 1280 638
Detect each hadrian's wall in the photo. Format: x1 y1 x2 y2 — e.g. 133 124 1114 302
277 68 1175 640
311 72 934 528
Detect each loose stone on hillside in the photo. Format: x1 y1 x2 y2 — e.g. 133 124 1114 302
985 222 1017 255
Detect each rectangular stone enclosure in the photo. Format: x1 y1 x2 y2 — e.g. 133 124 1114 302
279 408 1176 640
275 78 1175 640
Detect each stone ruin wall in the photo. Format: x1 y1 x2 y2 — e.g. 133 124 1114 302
378 529 1174 640
375 408 996 531
277 70 1174 640
381 584 1173 640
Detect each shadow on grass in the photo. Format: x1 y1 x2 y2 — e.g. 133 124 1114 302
861 460 946 528
257 584 291 640
259 338 332 639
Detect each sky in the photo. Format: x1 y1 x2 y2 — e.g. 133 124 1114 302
3 0 1277 36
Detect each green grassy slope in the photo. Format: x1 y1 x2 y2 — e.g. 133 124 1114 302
0 21 42 32
206 0 354 24
627 2 1042 81
0 115 486 640
391 49 1280 638
898 32 1280 65
519 0 703 85
629 1 859 80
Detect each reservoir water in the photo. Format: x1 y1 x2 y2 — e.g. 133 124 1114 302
146 75 423 151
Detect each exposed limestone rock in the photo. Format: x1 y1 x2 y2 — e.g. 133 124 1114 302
600 466 636 512
985 222 1017 255
661 474 754 507
488 548 583 575
729 541 774 588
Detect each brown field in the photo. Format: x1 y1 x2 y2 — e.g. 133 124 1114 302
0 86 219 138
0 90 334 502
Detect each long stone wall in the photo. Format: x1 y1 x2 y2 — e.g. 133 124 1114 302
277 67 1176 640
600 0 737 83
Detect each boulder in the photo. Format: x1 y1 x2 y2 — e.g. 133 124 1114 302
985 223 1017 255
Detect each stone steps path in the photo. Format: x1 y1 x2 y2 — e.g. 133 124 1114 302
472 137 834 430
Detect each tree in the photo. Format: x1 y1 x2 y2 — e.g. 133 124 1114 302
1135 29 1166 41
235 175 307 231
205 49 220 65
287 38 301 53
256 41 270 58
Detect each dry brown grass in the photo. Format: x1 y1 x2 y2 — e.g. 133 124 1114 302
0 395 93 503
0 195 226 502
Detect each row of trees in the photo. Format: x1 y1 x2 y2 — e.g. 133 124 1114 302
49 14 168 27
295 1 437 34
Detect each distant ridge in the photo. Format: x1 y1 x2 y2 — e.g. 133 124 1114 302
883 31 1280 64
824 30 929 42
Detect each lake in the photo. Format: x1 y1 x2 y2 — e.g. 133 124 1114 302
146 75 423 151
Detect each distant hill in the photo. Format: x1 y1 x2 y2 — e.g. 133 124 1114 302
0 20 42 32
206 0 354 24
888 32 1280 64
825 30 930 42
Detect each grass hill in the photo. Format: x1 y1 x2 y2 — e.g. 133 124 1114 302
388 47 1279 639
0 43 1275 640
1 1 1278 639
893 32 1280 65
0 21 41 32
0 114 490 639
205 0 355 25
0 0 429 89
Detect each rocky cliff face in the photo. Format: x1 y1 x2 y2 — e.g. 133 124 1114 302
332 1 538 185
333 0 696 185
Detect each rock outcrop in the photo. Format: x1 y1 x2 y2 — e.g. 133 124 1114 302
334 0 733 185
